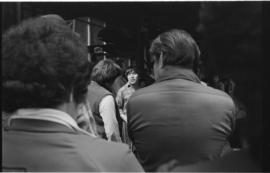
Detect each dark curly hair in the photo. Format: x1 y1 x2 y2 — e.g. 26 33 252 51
2 15 91 113
91 59 122 89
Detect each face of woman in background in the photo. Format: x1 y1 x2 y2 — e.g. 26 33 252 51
127 72 138 85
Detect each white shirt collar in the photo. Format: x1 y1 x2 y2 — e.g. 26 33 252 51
8 108 95 137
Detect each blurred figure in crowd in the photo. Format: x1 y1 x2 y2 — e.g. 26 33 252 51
117 67 140 122
224 77 248 148
87 59 123 142
2 15 143 172
139 68 155 87
127 29 235 171
210 74 225 91
111 73 127 97
224 78 246 119
111 59 128 97
76 101 98 136
116 67 140 147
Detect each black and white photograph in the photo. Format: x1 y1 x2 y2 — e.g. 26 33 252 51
2 1 268 172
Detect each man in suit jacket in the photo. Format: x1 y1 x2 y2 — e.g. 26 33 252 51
127 29 235 171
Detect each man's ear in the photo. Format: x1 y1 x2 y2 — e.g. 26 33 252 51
69 92 74 103
158 52 164 68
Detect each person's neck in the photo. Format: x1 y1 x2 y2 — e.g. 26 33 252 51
156 66 198 82
93 80 112 93
163 65 193 72
56 102 78 121
128 82 139 89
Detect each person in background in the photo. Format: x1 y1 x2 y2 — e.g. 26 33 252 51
116 67 140 122
76 101 98 136
225 78 246 119
139 68 155 88
211 74 225 91
111 58 128 97
2 15 144 172
87 59 123 142
111 71 127 97
127 29 235 171
116 67 140 147
224 77 248 148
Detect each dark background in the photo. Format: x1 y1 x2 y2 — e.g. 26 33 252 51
2 1 268 170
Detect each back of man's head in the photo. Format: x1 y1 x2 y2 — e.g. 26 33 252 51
149 29 200 69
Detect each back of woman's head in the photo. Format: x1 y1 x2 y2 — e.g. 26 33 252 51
149 29 200 69
91 59 122 87
2 15 91 113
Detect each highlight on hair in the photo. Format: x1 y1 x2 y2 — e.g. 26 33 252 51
2 15 91 113
149 29 200 69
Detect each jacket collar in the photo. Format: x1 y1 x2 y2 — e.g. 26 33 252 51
6 108 94 136
6 118 76 133
156 66 201 84
90 80 112 94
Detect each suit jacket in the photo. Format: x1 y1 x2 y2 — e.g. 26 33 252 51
127 68 236 171
2 119 144 172
166 149 262 172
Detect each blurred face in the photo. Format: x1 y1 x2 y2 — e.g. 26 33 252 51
127 72 138 85
213 75 219 82
228 80 235 94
